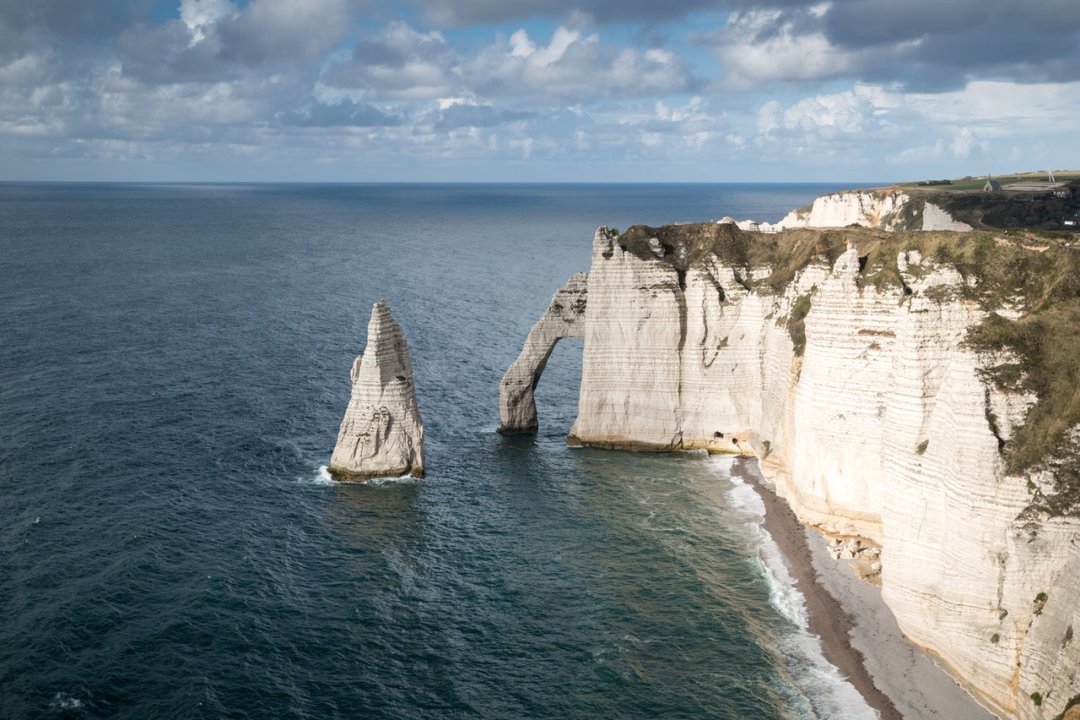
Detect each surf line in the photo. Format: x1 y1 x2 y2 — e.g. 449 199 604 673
730 458 901 720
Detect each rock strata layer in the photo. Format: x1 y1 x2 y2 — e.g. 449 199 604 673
498 272 588 433
329 301 424 481
508 225 1080 720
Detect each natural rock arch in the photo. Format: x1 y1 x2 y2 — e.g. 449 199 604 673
498 273 587 434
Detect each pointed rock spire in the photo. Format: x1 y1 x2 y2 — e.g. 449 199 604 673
329 301 425 481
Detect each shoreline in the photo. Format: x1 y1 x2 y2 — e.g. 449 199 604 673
732 457 995 720
730 459 902 720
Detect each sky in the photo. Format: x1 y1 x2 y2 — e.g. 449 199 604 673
1 0 1078 182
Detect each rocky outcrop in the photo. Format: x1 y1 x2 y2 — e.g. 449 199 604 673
499 272 588 433
510 225 1080 719
752 189 972 233
329 301 424 481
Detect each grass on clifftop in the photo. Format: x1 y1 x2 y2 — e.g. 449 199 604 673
617 223 1080 511
899 172 1080 192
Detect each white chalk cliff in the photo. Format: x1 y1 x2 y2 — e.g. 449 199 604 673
749 189 972 233
329 301 424 481
507 225 1079 719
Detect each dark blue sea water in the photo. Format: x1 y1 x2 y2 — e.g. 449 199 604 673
1 183 878 719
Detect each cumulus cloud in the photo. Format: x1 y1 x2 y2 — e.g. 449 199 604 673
905 81 1080 128
324 22 460 99
180 0 236 45
0 51 54 87
823 0 1080 78
428 102 534 129
0 0 151 44
888 129 990 165
325 23 695 102
702 0 1080 91
213 0 352 65
465 26 694 100
758 78 1080 171
118 0 351 82
708 7 857 87
756 84 900 147
277 99 401 127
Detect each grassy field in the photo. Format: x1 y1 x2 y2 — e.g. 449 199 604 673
899 170 1080 192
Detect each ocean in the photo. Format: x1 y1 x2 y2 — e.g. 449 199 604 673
1 183 878 719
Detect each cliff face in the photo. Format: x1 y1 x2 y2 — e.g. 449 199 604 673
543 225 1079 719
329 301 424 481
766 189 973 233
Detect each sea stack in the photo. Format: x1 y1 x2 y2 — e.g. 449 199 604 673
329 301 424 481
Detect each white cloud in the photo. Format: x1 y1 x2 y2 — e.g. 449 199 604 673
888 127 989 164
888 139 944 165
0 52 53 87
463 25 692 100
756 84 900 147
756 100 781 136
762 79 1080 170
221 0 350 63
948 128 985 159
180 0 236 45
905 81 1080 129
712 9 854 88
782 92 864 135
325 22 459 100
508 29 535 58
510 136 534 159
325 22 692 103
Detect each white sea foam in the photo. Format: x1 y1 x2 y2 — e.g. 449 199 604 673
725 472 810 629
759 539 811 629
50 693 84 710
297 465 336 485
365 474 419 486
708 453 738 475
723 469 766 516
724 469 879 720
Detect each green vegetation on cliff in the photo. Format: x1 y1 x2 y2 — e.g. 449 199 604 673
931 186 1080 231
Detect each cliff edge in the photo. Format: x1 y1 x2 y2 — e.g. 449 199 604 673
329 301 425 481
